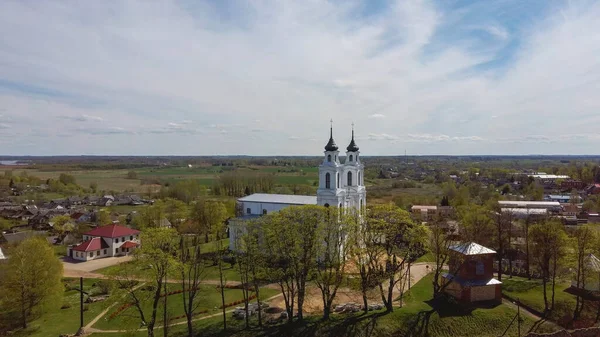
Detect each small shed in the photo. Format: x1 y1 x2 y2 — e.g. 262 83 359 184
442 242 502 303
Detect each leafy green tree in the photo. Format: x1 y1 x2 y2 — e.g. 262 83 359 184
314 207 352 319
458 205 494 248
263 205 322 321
127 171 138 179
89 181 98 193
51 215 72 235
367 204 428 312
58 173 76 185
571 226 597 320
530 220 568 313
95 209 111 225
0 237 63 329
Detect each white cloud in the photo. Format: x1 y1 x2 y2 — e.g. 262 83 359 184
368 114 386 119
0 1 598 154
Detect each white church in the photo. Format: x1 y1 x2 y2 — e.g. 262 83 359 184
228 124 366 251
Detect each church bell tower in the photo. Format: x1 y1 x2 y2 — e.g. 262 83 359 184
317 121 366 214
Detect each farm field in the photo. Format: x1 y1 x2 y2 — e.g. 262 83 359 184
0 164 319 193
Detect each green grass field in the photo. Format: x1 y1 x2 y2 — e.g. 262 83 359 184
8 278 114 337
91 284 279 331
94 259 241 282
90 273 557 337
500 276 596 326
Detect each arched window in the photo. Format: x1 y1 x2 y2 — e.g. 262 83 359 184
262 209 267 215
347 171 353 186
246 208 251 214
360 199 363 214
325 172 331 189
339 203 342 209
327 154 331 162
349 155 353 161
359 172 362 185
337 173 339 188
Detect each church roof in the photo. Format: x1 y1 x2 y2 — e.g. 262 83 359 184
324 125 338 151
346 127 359 152
238 193 317 205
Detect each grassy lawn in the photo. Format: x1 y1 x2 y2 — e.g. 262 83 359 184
91 274 558 337
502 276 575 314
93 260 241 282
198 238 229 253
415 252 435 263
501 276 600 327
7 278 113 337
92 284 279 331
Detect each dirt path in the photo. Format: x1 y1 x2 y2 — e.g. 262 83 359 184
271 262 435 313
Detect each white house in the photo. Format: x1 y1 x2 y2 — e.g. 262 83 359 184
228 122 366 251
68 224 141 261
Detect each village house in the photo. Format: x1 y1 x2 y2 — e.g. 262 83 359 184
67 224 140 261
410 205 455 222
442 242 502 303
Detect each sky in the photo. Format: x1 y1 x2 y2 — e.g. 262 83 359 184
1 0 600 156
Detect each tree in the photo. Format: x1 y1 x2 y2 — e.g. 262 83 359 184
429 216 453 297
367 204 427 312
458 205 494 248
95 209 111 225
51 214 72 235
263 206 322 322
348 208 379 314
572 226 597 320
89 181 98 193
314 207 352 319
58 173 76 185
127 171 138 179
163 198 188 229
178 236 206 337
112 228 177 337
529 220 568 314
0 237 63 329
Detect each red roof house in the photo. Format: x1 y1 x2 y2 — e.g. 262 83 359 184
72 237 109 252
69 224 141 262
84 224 140 238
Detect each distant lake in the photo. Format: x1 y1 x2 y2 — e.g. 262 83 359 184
0 160 28 166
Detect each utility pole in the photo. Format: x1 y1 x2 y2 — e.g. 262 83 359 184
80 277 84 329
163 261 168 337
517 298 521 337
75 277 87 336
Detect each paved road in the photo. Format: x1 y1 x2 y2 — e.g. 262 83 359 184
62 255 133 276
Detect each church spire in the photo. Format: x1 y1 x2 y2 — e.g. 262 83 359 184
324 119 339 151
346 122 359 152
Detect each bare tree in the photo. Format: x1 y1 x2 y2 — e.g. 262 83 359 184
112 228 177 337
179 236 206 337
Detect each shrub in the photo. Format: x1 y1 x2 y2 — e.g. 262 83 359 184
61 303 72 309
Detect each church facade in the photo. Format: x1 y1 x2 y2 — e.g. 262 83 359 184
228 124 366 251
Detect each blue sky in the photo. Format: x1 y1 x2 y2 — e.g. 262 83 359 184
1 0 599 155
